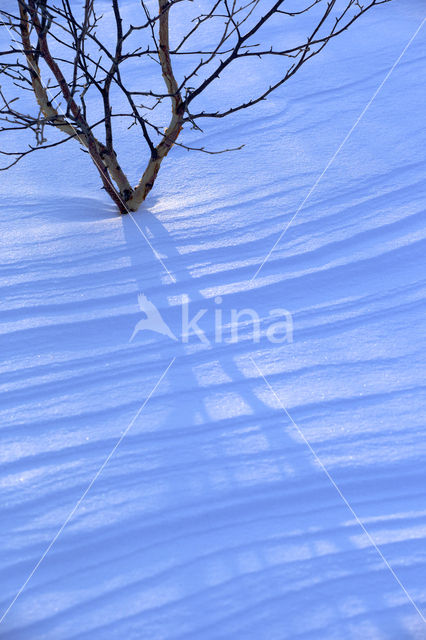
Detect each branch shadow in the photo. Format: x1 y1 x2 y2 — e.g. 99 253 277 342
1 196 422 640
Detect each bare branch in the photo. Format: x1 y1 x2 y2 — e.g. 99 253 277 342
0 0 392 213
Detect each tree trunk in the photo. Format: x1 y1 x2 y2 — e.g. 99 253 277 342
19 2 131 213
125 0 183 212
19 0 183 214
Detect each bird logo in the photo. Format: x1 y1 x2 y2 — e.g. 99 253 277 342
129 293 178 342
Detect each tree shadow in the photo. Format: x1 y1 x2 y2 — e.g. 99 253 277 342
1 197 423 640
99 200 424 639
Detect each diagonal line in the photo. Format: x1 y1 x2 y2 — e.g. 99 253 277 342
0 356 176 626
249 355 426 625
0 18 175 284
126 212 176 283
251 17 426 282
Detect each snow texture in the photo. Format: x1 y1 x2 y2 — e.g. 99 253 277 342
1 1 426 638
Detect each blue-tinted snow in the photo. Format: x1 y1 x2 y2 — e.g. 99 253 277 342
0 1 425 638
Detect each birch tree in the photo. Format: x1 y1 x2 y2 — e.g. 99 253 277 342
0 0 391 213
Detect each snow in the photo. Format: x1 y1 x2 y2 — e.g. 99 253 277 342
1 1 426 638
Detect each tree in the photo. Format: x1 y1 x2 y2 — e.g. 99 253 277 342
0 0 390 214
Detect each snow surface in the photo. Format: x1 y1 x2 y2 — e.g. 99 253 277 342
1 1 426 638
